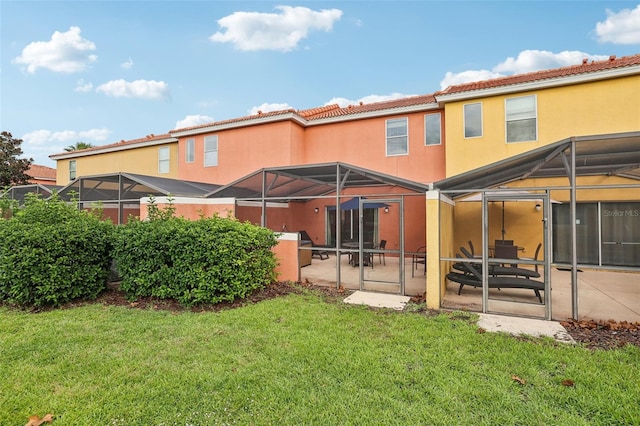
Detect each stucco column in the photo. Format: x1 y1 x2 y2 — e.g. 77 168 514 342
426 190 455 310
425 191 441 309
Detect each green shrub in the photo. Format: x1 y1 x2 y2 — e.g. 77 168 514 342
0 194 114 307
112 216 278 307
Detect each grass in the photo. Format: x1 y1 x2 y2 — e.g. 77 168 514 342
1 289 639 425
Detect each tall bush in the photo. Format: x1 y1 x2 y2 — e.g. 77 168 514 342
0 194 114 307
112 215 278 307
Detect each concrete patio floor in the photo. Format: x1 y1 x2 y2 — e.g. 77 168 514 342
300 255 640 323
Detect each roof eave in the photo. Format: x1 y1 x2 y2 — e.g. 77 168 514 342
49 136 178 160
170 112 307 137
435 66 640 103
307 103 441 125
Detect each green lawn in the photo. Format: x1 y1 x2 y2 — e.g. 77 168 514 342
1 289 639 425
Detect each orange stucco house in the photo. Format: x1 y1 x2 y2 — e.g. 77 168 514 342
45 54 640 321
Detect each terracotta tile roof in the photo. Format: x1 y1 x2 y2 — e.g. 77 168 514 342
169 109 299 133
27 164 56 180
49 133 173 158
437 54 640 96
304 94 438 120
170 95 438 133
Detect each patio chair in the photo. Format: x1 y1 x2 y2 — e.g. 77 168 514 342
447 254 544 303
376 239 387 265
468 240 482 258
458 246 539 279
520 242 542 274
494 244 519 267
299 230 329 260
412 246 426 277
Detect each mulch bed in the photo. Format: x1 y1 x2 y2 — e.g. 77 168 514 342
16 280 640 351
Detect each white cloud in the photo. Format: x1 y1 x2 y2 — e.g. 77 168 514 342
493 50 609 74
121 57 134 69
595 5 640 44
210 6 343 52
248 102 292 115
439 50 609 90
23 128 111 145
22 128 111 164
95 79 169 100
324 93 416 108
175 114 215 129
75 78 93 92
13 26 97 74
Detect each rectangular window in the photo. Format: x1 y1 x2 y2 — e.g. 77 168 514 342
69 160 76 180
204 135 218 167
158 146 170 174
425 113 441 145
386 118 408 156
186 138 195 163
464 103 482 138
506 95 537 142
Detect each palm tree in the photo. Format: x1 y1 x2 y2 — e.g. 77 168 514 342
64 142 94 152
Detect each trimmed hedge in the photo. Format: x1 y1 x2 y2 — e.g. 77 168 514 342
0 195 114 307
112 216 278 307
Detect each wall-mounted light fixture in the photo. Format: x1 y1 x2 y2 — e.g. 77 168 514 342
535 203 541 212
384 206 390 213
314 207 319 214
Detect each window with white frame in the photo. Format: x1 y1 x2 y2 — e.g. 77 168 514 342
386 118 408 156
186 138 195 163
464 103 482 138
204 135 218 167
158 146 170 174
425 113 441 145
69 160 76 180
506 95 537 143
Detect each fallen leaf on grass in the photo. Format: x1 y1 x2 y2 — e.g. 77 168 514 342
562 379 575 387
511 375 526 385
25 413 54 426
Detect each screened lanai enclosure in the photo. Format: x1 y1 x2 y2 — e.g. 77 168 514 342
3 183 62 205
205 162 431 296
56 172 220 224
430 131 640 322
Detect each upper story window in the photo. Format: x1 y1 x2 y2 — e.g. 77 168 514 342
204 135 218 167
69 160 76 180
158 146 170 174
464 103 482 138
506 95 537 143
425 113 441 145
386 118 408 156
186 138 195 163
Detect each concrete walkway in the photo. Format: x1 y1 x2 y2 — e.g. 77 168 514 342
343 291 410 310
477 313 575 343
343 291 575 343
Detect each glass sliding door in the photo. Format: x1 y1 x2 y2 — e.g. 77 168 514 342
601 202 640 267
552 202 640 267
552 203 598 264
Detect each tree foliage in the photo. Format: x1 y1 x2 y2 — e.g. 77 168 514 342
64 141 94 152
0 131 33 187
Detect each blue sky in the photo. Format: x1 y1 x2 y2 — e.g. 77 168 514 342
2 1 640 168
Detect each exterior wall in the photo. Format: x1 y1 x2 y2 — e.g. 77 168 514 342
56 143 178 186
273 233 302 282
235 202 306 234
176 121 305 184
139 197 236 221
444 75 640 177
304 111 446 184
